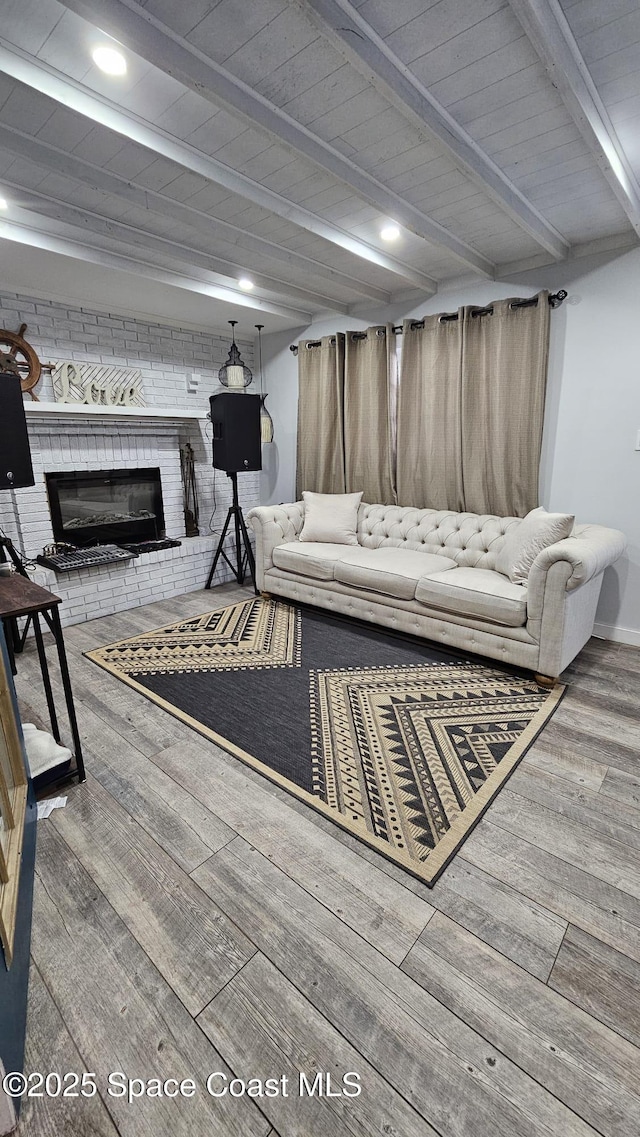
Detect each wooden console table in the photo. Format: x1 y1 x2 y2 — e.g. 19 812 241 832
0 575 85 784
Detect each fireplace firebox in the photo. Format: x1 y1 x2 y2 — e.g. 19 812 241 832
45 468 165 547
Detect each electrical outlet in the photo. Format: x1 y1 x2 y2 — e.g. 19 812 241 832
636 428 640 451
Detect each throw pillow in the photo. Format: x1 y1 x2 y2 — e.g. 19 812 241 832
497 506 575 583
299 490 363 545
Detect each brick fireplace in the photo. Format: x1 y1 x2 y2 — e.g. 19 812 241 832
0 290 260 626
1 406 259 627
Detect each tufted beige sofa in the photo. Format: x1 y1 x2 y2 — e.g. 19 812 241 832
247 501 626 683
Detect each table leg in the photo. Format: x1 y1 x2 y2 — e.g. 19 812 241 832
49 606 86 783
2 616 17 675
32 612 61 744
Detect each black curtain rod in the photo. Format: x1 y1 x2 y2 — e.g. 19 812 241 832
289 290 567 353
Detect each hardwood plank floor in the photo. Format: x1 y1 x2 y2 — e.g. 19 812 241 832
50 774 256 1016
29 824 268 1137
548 925 640 1049
462 821 640 963
198 951 441 1137
600 766 640 810
17 965 120 1137
402 913 640 1137
11 584 640 1137
193 837 598 1137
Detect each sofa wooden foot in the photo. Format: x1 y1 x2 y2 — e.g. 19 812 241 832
260 590 272 600
534 673 557 689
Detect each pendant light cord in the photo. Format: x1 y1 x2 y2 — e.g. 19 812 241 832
256 324 264 393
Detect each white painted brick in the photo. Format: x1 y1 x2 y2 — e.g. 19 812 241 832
96 316 125 328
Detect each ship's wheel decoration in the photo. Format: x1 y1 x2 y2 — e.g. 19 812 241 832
0 323 54 401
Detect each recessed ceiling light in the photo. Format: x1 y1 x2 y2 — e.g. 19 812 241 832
92 45 127 76
238 277 254 291
380 223 401 242
0 196 7 210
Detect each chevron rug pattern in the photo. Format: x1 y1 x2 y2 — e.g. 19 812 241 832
89 597 301 674
310 663 556 871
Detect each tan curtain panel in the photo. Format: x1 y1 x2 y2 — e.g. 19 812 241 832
296 335 346 498
344 325 396 505
461 291 550 517
396 313 464 511
296 294 551 515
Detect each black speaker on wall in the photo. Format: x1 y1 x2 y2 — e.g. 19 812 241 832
0 372 35 490
209 391 262 473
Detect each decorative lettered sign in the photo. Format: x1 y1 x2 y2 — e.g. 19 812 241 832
52 361 146 407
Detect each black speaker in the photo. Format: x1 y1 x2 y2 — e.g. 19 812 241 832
209 392 262 473
0 372 35 490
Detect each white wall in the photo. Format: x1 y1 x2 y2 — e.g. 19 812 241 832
259 247 640 644
540 250 640 644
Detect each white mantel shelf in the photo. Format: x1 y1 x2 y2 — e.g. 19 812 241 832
24 401 207 421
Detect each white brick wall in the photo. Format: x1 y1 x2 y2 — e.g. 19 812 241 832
0 290 260 625
0 291 254 408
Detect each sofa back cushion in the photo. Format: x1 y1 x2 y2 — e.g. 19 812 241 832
357 503 521 571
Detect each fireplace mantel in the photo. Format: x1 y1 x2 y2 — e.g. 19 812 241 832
24 402 207 423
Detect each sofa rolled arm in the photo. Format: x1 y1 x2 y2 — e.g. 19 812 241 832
528 523 626 594
247 502 304 587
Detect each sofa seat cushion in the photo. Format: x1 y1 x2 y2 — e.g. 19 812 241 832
334 548 457 600
415 568 527 627
272 541 351 581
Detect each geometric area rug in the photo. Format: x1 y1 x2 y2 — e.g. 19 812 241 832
85 597 564 886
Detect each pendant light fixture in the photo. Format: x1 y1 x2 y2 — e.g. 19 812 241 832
218 320 252 389
256 324 274 443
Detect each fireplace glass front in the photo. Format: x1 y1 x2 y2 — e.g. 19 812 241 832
45 468 165 547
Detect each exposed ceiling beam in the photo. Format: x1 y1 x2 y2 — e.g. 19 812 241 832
508 0 640 236
57 0 494 278
496 229 638 278
0 124 391 305
3 184 348 313
0 41 439 294
298 0 569 261
0 215 313 321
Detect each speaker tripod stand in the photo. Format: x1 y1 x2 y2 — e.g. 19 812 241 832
205 471 256 591
0 530 33 667
0 531 29 577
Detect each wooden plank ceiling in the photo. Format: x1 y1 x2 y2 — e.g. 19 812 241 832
0 0 638 327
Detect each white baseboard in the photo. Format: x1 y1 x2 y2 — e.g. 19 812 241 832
593 622 640 647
